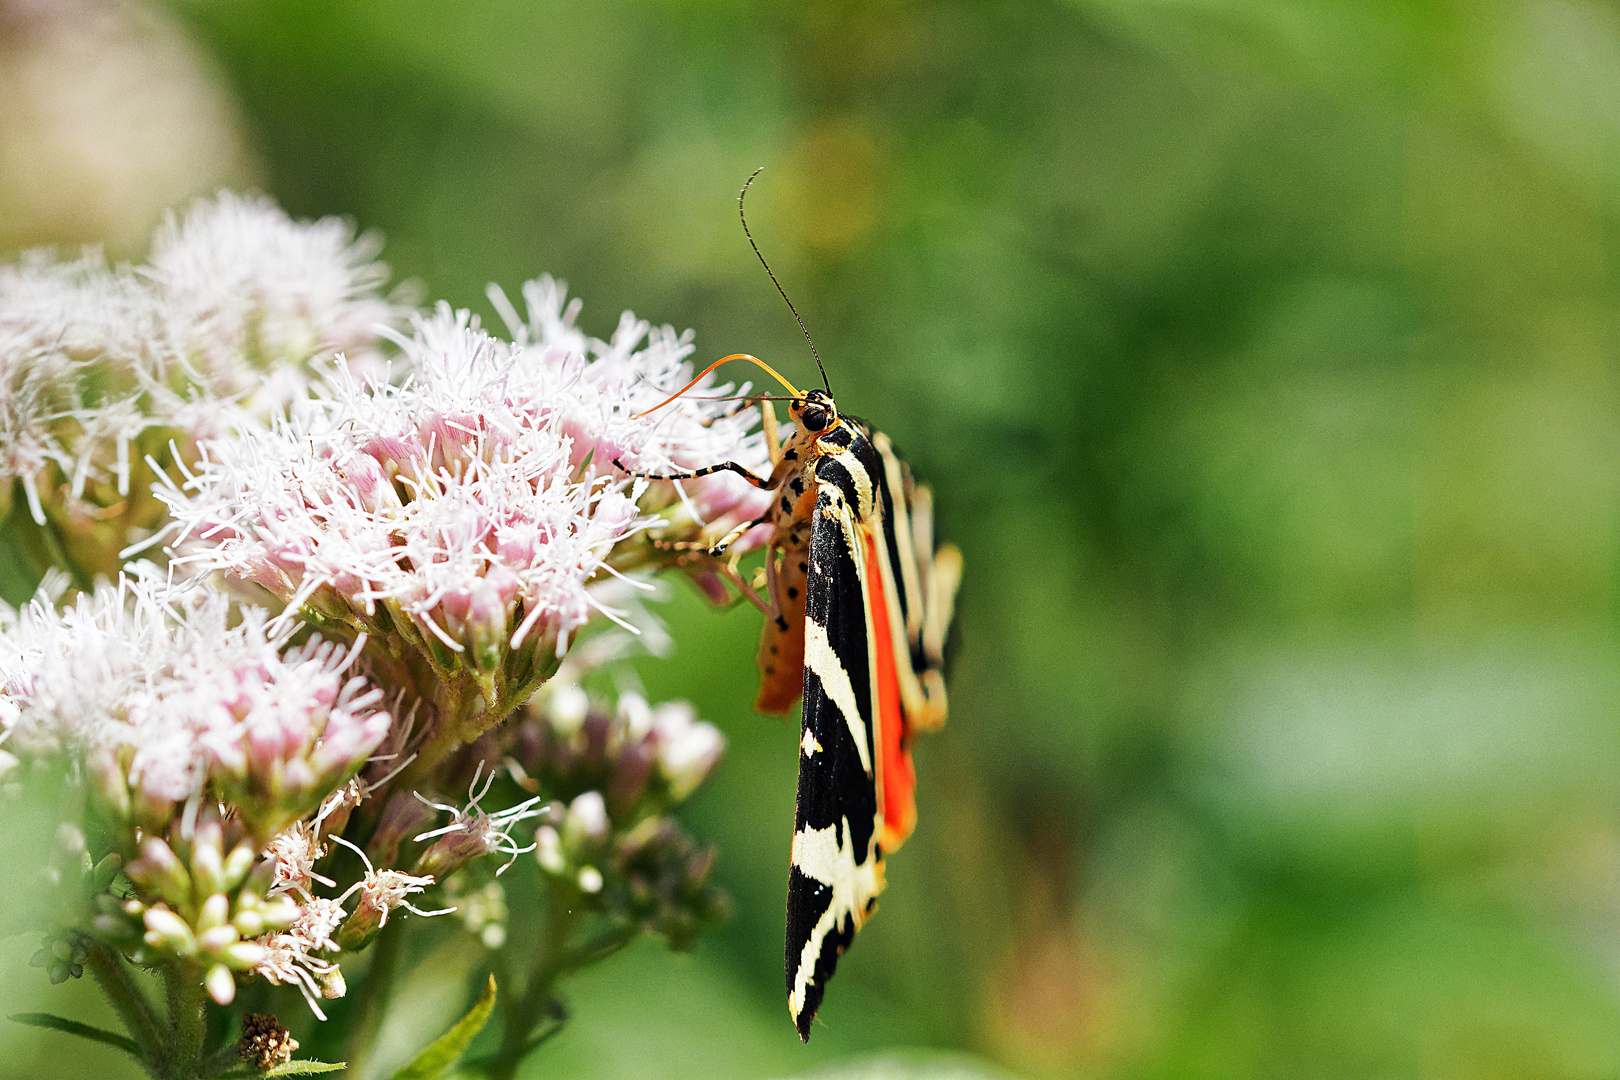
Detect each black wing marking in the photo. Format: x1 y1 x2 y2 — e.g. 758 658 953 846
784 460 885 1041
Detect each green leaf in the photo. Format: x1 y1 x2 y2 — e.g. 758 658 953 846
389 975 497 1080
8 1012 143 1062
213 1062 347 1079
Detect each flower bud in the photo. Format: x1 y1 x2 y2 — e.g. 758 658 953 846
191 837 226 897
197 893 230 933
466 566 520 668
535 826 565 874
548 684 589 738
206 964 236 1005
654 707 725 802
413 829 487 882
259 896 300 932
606 740 655 817
340 451 395 513
143 907 197 955
318 965 346 1000
512 715 550 774
90 853 123 892
222 844 257 890
200 924 240 952
684 845 719 889
564 791 610 849
222 942 268 970
127 838 192 906
579 711 612 772
618 693 653 741
85 749 132 824
369 791 436 868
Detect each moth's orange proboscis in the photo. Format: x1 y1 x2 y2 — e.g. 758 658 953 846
633 353 801 419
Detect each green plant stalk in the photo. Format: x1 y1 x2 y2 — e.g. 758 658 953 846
484 879 578 1080
342 916 405 1071
163 961 207 1080
37 509 95 593
84 941 163 1074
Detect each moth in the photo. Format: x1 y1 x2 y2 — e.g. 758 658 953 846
619 172 961 1040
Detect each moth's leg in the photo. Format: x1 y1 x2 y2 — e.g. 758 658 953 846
647 537 710 553
612 457 775 490
718 555 771 614
760 398 782 466
708 509 774 561
761 540 786 620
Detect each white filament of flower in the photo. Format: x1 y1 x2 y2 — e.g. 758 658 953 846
412 763 549 875
329 834 451 925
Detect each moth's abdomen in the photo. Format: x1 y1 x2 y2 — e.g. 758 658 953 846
756 542 810 714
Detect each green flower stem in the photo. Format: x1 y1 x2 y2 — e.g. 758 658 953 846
341 917 405 1072
484 879 579 1080
37 510 95 593
562 924 635 971
84 942 163 1073
163 961 207 1080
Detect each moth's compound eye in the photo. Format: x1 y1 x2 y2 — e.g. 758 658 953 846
800 405 830 432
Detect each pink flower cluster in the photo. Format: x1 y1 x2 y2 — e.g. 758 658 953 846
0 569 390 840
487 276 772 527
160 282 772 701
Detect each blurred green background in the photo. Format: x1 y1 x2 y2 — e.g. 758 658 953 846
7 0 1620 1076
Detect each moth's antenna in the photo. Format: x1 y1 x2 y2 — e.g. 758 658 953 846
739 167 831 395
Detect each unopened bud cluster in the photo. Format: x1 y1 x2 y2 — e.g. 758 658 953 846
511 685 726 819
504 684 729 946
91 818 297 1005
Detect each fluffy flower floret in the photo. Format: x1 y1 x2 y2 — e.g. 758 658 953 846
253 924 346 1019
146 192 406 397
487 276 773 534
0 192 403 577
330 835 447 949
0 570 391 840
0 250 176 528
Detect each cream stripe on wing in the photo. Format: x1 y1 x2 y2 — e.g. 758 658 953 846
804 617 872 777
827 447 875 518
788 816 884 1019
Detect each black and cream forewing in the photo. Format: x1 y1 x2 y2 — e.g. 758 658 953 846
784 431 887 1041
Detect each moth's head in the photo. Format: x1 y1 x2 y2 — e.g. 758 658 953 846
792 388 838 435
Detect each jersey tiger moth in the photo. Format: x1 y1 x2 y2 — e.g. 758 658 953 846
616 172 961 1040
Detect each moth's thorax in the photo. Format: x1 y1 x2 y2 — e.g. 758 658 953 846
768 400 879 533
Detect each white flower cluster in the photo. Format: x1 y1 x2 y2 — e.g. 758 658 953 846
146 192 402 396
158 281 771 696
0 570 390 839
0 192 404 531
